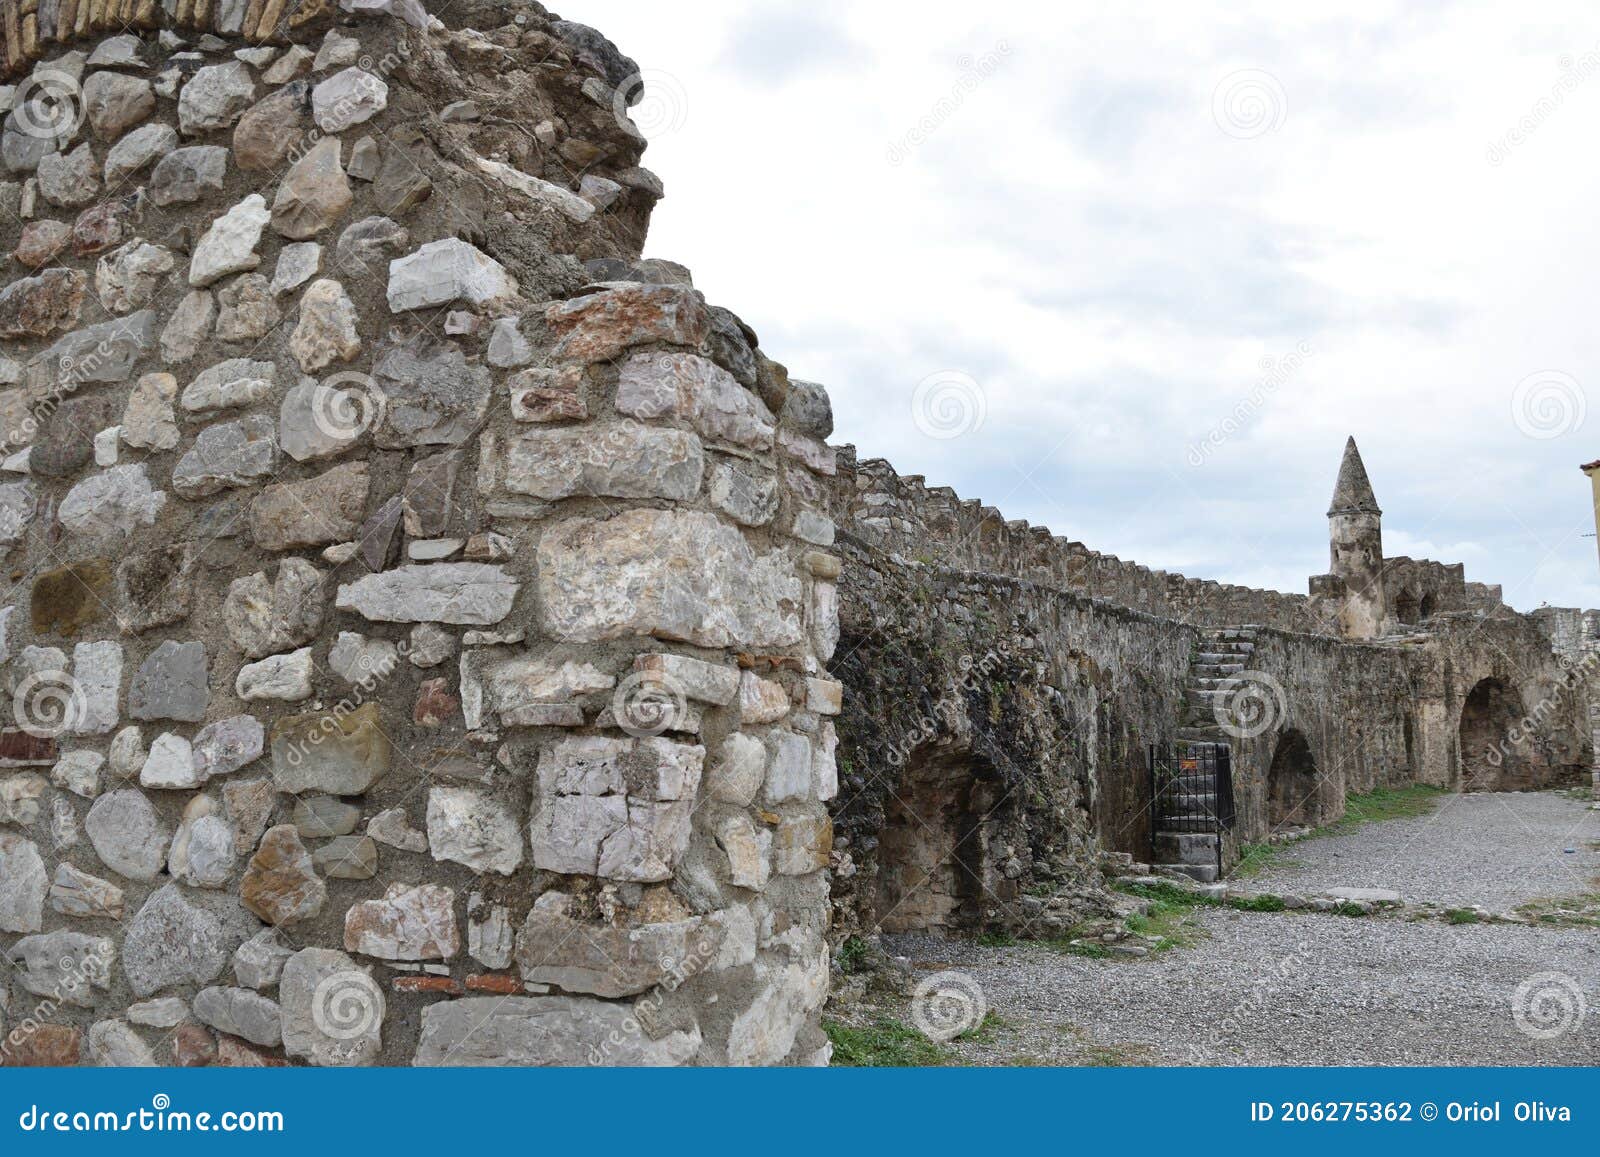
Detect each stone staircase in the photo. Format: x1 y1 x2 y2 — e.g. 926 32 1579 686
1152 628 1256 882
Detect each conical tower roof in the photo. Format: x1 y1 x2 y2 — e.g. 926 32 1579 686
1328 436 1381 516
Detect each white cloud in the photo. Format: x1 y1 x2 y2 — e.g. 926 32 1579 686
576 0 1600 610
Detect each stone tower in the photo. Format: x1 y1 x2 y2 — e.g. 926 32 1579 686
1326 436 1388 638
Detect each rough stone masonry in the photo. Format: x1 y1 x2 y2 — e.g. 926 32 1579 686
0 2 1590 1069
0 3 832 1067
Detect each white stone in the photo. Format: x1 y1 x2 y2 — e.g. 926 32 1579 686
367 807 429 854
427 785 523 876
270 241 322 296
386 238 518 313
127 996 188 1028
311 67 389 133
51 750 105 798
335 563 518 625
707 733 766 805
0 831 47 933
58 466 167 539
237 648 315 701
84 789 168 881
467 892 513 970
328 632 399 684
189 194 271 287
280 947 384 1066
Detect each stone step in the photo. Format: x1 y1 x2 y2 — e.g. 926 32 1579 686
1159 863 1220 883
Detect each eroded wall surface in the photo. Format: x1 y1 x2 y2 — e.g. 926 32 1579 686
826 452 1591 939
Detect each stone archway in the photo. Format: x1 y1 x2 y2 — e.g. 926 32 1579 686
874 748 996 934
1419 593 1437 620
1393 590 1420 625
1458 678 1527 790
1266 729 1321 829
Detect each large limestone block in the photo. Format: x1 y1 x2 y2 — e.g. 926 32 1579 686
530 736 703 883
413 996 700 1066
514 891 714 998
501 422 703 501
386 238 516 313
616 351 776 450
280 947 384 1066
335 563 518 625
537 510 803 647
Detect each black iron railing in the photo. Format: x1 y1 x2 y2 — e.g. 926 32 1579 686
1148 742 1237 834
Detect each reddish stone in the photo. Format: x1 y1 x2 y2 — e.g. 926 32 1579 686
13 220 71 268
393 976 462 995
0 268 87 339
0 730 59 767
2 1024 82 1066
545 284 709 363
215 1035 288 1067
72 197 137 257
465 973 524 995
240 825 326 926
171 1024 216 1067
413 678 458 728
510 385 589 423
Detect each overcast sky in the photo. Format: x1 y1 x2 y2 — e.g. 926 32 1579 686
577 0 1600 612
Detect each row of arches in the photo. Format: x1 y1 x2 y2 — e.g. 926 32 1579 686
864 677 1570 934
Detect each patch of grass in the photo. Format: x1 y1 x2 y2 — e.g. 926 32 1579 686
1230 841 1287 879
1128 898 1206 951
975 929 1017 948
1444 908 1481 925
1331 901 1369 917
1115 879 1226 908
1078 1042 1155 1067
1515 891 1600 929
836 935 872 975
823 1017 952 1067
1323 784 1447 833
1048 938 1112 959
955 1011 1007 1043
1230 893 1286 913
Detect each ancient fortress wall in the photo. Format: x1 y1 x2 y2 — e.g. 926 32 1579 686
0 5 836 1067
839 452 1507 635
0 0 1589 1069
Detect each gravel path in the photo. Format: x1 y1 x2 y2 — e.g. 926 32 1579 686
1246 791 1599 910
883 912 1599 1066
856 791 1599 1066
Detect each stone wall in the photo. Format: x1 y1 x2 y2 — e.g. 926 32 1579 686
827 468 1591 939
0 4 836 1067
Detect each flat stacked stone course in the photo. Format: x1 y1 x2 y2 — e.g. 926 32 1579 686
0 3 833 1067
